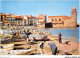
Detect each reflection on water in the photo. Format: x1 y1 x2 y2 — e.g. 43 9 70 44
49 27 79 42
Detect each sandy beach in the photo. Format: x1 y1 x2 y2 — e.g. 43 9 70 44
8 34 79 55
43 35 79 55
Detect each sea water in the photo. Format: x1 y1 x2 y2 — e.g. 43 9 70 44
0 27 79 42
49 27 79 42
38 27 79 42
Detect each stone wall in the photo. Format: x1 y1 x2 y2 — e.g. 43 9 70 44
48 7 77 28
37 23 45 28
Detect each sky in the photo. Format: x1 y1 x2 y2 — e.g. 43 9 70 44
0 0 79 23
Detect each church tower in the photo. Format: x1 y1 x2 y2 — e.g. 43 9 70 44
71 6 77 27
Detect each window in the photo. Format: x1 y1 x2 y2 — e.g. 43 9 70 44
11 19 12 21
59 19 61 21
55 18 57 21
52 19 54 21
18 21 20 23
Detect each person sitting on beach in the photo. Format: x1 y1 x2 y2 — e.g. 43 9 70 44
48 42 57 55
58 33 62 43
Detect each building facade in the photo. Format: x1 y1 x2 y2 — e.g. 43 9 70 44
48 7 77 28
0 7 77 28
0 13 6 26
0 13 46 28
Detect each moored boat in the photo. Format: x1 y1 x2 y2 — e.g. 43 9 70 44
0 48 35 55
0 44 14 50
29 35 47 40
0 44 14 49
1 47 14 50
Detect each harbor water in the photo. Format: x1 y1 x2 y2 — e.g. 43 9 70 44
0 27 79 42
49 27 79 42
38 27 79 42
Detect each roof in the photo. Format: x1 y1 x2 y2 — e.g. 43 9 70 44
0 13 6 15
48 16 71 19
38 17 43 19
24 15 43 19
72 6 76 9
15 16 24 19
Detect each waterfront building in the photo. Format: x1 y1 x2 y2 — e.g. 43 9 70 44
48 7 77 28
0 7 76 28
37 14 46 28
6 15 16 26
0 13 6 26
15 15 23 26
0 13 46 28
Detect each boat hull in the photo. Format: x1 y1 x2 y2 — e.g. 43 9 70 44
0 48 35 55
29 35 47 41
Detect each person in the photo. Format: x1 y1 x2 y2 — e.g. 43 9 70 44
38 41 46 54
38 41 45 49
26 29 30 41
24 30 26 40
58 33 62 43
48 42 57 55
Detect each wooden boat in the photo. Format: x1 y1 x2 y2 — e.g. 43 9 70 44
29 35 47 40
0 44 14 49
0 48 35 55
1 47 14 50
45 31 51 35
1 38 11 44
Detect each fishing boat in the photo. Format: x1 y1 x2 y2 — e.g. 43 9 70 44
45 31 51 35
29 35 47 40
1 37 11 44
1 47 14 50
0 44 14 50
1 34 17 44
0 48 35 55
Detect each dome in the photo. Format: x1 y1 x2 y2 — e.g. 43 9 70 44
72 6 76 9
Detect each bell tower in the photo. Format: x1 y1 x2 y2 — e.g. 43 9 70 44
71 6 77 27
71 6 77 19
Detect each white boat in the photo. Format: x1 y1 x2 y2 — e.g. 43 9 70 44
0 48 35 55
1 47 14 50
0 44 14 49
29 35 47 40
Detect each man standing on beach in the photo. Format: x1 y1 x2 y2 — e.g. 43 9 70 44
26 29 31 41
58 33 62 43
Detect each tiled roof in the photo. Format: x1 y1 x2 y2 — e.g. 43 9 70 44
72 6 76 9
24 15 43 19
0 13 6 15
48 16 71 19
15 16 24 19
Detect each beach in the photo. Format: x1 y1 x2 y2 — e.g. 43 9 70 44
43 35 79 55
0 26 79 55
7 34 79 55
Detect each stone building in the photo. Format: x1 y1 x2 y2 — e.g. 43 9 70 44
0 13 46 28
6 15 16 26
23 14 46 28
48 7 77 28
0 13 6 26
37 14 46 28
